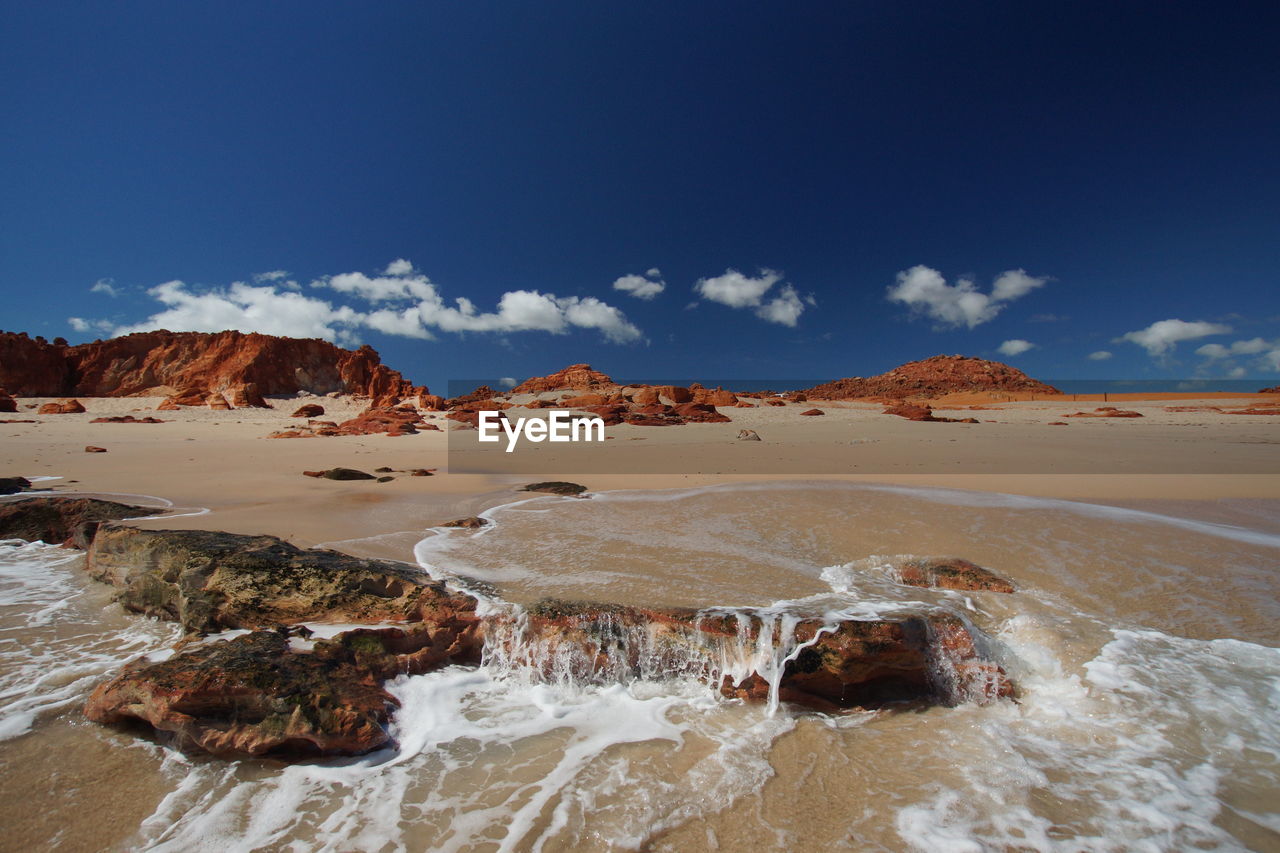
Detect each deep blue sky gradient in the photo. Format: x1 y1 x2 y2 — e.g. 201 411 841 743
3 1 1278 390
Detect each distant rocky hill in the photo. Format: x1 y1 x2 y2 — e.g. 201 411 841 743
0 330 423 405
1262 385 1279 394
511 363 617 394
804 355 1059 400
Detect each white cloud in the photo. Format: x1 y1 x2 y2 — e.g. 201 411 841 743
253 270 289 283
693 268 812 325
1088 350 1113 361
90 278 119 297
612 270 666 300
886 265 1048 329
1195 337 1280 376
695 268 781 308
319 269 437 303
1197 337 1270 359
997 339 1035 357
1117 319 1232 356
87 261 646 347
756 285 805 327
112 280 364 344
498 377 517 388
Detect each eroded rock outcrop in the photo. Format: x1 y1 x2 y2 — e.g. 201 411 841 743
0 497 158 548
0 329 424 405
512 364 616 395
61 507 1015 762
806 355 1059 401
883 404 978 423
84 526 482 634
84 625 481 758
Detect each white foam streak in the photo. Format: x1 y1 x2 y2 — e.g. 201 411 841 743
0 540 180 741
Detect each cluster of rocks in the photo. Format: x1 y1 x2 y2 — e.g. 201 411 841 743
0 493 1019 761
1064 407 1144 418
269 405 441 439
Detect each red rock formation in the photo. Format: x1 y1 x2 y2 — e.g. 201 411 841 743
763 398 787 406
799 408 824 416
1259 386 1279 394
156 397 180 411
0 330 424 403
883 404 978 424
562 393 611 407
658 385 693 404
672 402 731 423
0 389 16 413
418 393 445 410
228 383 270 408
334 408 424 436
445 385 499 409
1064 407 1143 418
806 355 1059 400
38 399 86 414
206 393 231 411
292 403 325 418
84 446 107 453
693 387 738 407
511 364 616 394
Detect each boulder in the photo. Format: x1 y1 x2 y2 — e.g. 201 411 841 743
894 558 1015 594
206 393 231 411
630 387 660 406
85 445 107 453
658 386 693 405
85 624 482 759
0 476 32 495
737 429 761 441
418 394 446 410
799 408 824 416
90 415 165 424
0 497 157 548
320 468 375 480
292 403 325 418
37 398 86 414
521 481 588 496
0 390 16 413
441 516 489 529
84 525 483 634
672 402 731 423
228 383 270 408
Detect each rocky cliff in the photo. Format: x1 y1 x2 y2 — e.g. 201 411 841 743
0 330 424 405
805 355 1059 400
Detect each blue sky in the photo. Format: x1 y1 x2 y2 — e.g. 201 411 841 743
3 1 1278 391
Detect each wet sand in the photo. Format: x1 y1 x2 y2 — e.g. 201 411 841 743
1 393 1278 851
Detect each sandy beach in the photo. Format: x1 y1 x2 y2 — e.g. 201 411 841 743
4 392 1278 549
